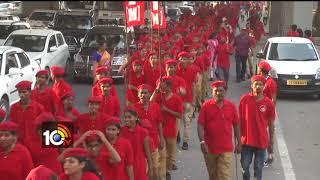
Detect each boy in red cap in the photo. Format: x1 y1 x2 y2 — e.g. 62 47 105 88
26 165 57 180
198 80 241 180
162 59 186 98
74 96 111 135
257 61 277 105
125 60 144 106
91 65 118 97
0 121 34 180
239 75 276 180
51 66 72 100
10 80 44 144
98 77 120 117
31 69 58 113
55 91 80 121
143 53 165 92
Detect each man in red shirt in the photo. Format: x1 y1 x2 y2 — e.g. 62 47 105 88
125 60 144 106
143 52 165 92
91 66 118 97
31 69 58 113
286 24 299 37
0 121 34 180
216 37 234 89
134 84 164 179
55 91 80 121
98 77 120 117
162 59 186 98
239 75 275 180
51 66 72 100
257 61 277 104
10 80 44 144
198 80 241 180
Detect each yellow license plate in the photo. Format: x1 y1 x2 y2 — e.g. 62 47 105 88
286 80 308 86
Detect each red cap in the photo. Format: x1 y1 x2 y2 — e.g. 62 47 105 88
15 80 32 90
132 60 143 66
162 76 174 83
210 80 226 89
95 66 110 74
137 84 152 92
35 112 55 127
25 165 55 180
140 119 152 130
188 44 199 51
0 121 18 132
177 51 192 59
87 96 103 103
85 133 100 143
99 77 113 85
51 66 64 76
62 148 90 159
61 91 75 101
0 109 6 119
258 61 272 72
164 59 178 66
147 52 157 59
251 75 266 84
104 117 121 128
36 70 49 77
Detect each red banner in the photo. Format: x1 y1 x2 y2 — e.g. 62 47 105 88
151 1 166 29
124 1 145 27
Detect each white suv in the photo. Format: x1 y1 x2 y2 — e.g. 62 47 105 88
256 37 320 95
4 29 71 77
0 46 40 120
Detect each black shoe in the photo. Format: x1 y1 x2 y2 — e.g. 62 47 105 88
172 164 178 170
176 132 181 144
166 172 171 180
182 142 188 150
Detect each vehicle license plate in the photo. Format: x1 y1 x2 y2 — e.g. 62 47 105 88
286 80 308 86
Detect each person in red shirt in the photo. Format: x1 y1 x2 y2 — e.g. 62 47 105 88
75 96 111 135
120 106 153 180
56 91 80 121
31 69 58 113
143 52 165 92
0 108 6 122
162 59 186 98
98 77 120 117
257 61 277 104
25 112 62 175
51 66 72 99
58 148 101 180
239 75 276 180
0 121 34 180
286 24 300 37
125 60 144 106
91 66 118 97
10 80 44 145
197 80 241 180
151 76 183 179
26 165 57 180
133 84 164 180
215 37 234 89
73 128 122 180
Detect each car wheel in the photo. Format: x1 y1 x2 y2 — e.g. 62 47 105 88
0 97 9 122
64 58 72 77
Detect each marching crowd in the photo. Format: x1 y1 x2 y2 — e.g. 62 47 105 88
0 2 282 180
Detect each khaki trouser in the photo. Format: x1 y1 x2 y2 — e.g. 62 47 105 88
151 149 160 180
202 70 209 99
165 138 177 173
246 48 254 76
204 152 232 180
159 148 166 180
182 103 194 143
195 73 203 107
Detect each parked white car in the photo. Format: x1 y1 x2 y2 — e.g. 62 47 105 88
28 9 57 28
0 46 40 119
0 14 20 21
4 29 71 77
256 37 320 95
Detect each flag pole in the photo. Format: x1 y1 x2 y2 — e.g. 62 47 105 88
158 1 162 78
124 3 130 106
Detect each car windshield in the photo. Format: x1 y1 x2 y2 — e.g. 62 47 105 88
29 12 55 21
268 43 318 61
0 3 11 8
84 33 125 53
5 35 47 52
168 9 179 16
0 25 11 39
55 15 92 30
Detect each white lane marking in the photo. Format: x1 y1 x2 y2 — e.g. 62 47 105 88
275 111 296 180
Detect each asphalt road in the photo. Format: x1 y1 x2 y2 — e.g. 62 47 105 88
65 34 320 180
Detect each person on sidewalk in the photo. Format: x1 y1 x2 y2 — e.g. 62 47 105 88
286 24 299 37
239 75 276 180
198 80 241 180
233 29 250 82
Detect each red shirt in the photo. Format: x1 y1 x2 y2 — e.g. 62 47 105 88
120 125 148 180
263 77 277 101
52 79 72 99
193 55 205 72
10 100 44 144
198 99 239 154
134 102 162 149
94 137 134 180
0 143 34 180
31 86 57 113
286 31 299 37
92 82 117 97
216 43 233 68
157 94 183 138
26 165 55 180
58 172 100 180
99 95 121 117
239 93 276 149
143 61 165 91
167 75 186 97
125 71 144 103
55 108 81 121
75 112 111 135
176 63 198 102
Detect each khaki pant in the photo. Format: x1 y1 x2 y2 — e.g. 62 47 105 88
195 73 203 107
159 148 166 180
151 149 160 180
246 48 254 76
182 103 194 143
204 152 232 180
202 70 209 99
165 138 177 173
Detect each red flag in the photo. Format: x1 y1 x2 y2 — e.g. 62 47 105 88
151 1 166 29
124 1 145 27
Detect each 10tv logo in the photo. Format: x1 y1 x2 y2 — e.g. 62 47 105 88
42 122 74 148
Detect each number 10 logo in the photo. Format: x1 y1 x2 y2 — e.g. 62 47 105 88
42 122 73 148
